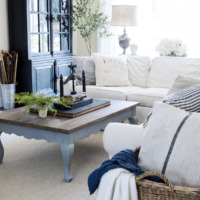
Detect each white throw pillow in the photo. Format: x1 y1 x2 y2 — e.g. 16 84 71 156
127 56 151 88
147 56 200 88
138 102 200 187
93 53 131 87
167 75 200 95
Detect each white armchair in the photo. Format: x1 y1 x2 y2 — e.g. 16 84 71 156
103 123 144 158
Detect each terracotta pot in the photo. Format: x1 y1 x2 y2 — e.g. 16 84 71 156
38 105 48 118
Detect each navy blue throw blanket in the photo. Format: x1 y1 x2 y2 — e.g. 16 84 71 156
88 149 163 195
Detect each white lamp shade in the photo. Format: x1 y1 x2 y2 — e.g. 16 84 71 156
111 5 137 26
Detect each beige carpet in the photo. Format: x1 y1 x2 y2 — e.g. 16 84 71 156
0 131 108 200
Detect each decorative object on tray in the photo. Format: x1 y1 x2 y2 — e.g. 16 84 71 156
13 92 71 119
72 0 111 56
60 63 86 96
58 63 94 110
130 44 138 55
156 38 187 57
0 50 18 109
111 5 137 54
56 63 111 117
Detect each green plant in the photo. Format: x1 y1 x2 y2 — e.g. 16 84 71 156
72 0 112 56
13 92 71 119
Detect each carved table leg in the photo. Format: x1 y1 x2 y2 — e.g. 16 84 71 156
60 137 74 182
0 132 4 164
129 108 138 125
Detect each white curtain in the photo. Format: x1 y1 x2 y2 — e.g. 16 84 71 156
97 0 114 54
98 0 200 57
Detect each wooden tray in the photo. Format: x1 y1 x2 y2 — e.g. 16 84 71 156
31 99 110 118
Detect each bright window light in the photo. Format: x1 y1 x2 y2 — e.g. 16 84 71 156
99 0 200 57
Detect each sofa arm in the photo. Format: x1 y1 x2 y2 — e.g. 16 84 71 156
103 123 144 158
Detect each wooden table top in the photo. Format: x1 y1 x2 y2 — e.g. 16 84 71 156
0 100 139 134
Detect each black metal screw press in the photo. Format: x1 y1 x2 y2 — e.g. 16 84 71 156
60 64 86 97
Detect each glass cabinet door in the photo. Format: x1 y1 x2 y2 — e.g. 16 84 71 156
29 0 50 54
52 0 70 53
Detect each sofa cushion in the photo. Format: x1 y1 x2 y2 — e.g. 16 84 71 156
167 75 200 95
72 56 96 85
93 53 131 87
77 86 168 107
138 102 200 188
127 56 151 88
127 88 168 107
77 86 142 101
147 56 200 88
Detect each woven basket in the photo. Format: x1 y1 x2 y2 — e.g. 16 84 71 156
134 148 200 199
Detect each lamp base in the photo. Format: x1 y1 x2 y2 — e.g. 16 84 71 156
118 27 131 54
119 38 130 54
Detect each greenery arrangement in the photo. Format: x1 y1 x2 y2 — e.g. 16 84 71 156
72 0 112 56
13 92 71 119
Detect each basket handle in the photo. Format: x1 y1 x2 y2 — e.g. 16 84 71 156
136 171 174 192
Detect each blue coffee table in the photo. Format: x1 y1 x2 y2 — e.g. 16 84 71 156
0 99 139 182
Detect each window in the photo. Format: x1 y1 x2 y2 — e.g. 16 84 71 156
29 0 70 55
99 0 200 57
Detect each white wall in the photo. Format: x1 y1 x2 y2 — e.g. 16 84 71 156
0 0 98 55
0 0 9 50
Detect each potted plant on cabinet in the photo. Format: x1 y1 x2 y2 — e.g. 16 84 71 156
13 92 71 119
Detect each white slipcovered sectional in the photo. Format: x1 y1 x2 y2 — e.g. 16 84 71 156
72 55 200 124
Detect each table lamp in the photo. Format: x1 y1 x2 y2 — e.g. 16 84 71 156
111 5 137 54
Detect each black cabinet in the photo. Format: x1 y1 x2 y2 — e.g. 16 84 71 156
8 0 73 95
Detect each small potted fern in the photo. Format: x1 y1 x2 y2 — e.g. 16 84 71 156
14 92 71 119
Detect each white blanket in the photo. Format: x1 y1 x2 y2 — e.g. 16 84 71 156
96 168 138 200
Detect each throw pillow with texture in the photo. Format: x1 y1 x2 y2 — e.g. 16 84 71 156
72 56 96 85
93 53 131 87
144 75 200 127
127 56 151 88
138 102 200 188
167 75 200 95
163 84 200 112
